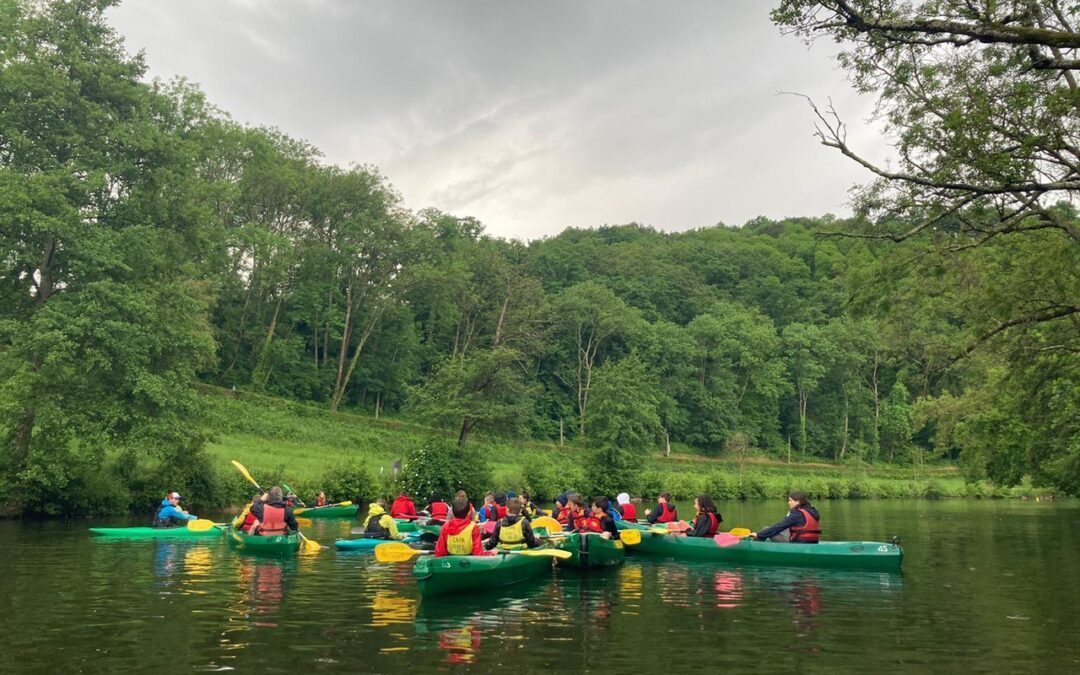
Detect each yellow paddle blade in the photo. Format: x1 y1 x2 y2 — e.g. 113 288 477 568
647 527 669 535
729 527 751 537
298 532 322 553
532 516 562 533
335 501 353 507
619 529 642 546
187 519 218 532
296 517 313 526
375 542 426 563
517 548 572 560
231 459 259 488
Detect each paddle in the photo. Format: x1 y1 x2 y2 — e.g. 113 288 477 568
374 542 572 563
728 527 751 537
230 459 320 553
531 516 563 534
187 519 223 532
714 533 745 547
618 529 642 546
282 483 307 508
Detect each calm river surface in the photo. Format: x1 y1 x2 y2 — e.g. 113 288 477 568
3 500 1078 672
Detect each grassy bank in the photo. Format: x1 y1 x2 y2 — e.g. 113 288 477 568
202 386 1051 503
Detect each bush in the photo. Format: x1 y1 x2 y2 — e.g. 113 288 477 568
321 461 376 503
585 445 641 498
922 480 946 499
397 437 492 502
703 472 737 500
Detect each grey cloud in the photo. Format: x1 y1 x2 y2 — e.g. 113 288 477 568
108 0 887 239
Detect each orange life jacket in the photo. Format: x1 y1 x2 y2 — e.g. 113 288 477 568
579 516 605 533
789 508 821 543
258 505 287 536
555 504 571 525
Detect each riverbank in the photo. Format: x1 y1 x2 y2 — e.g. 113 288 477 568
203 387 1052 504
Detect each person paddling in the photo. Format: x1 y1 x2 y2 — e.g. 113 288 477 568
390 491 417 519
616 493 637 521
435 497 489 557
686 495 722 537
751 491 821 543
363 498 404 540
153 491 197 528
427 492 451 524
250 486 299 536
485 498 541 551
646 492 678 525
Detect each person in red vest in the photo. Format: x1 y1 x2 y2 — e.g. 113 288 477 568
646 492 678 525
686 495 722 537
435 498 491 557
576 496 620 539
250 486 299 536
566 494 592 532
493 492 509 519
427 492 451 524
314 492 328 507
751 491 821 543
477 493 500 523
553 493 573 526
239 494 262 533
390 491 417 519
616 493 637 521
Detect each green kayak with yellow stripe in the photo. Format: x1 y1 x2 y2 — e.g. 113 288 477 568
225 526 300 556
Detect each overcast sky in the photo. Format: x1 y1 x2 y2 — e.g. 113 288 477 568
107 0 885 240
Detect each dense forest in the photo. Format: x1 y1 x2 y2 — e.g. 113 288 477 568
1 0 1077 513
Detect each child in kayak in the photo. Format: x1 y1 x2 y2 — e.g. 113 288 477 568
478 493 500 523
751 491 821 543
454 490 476 521
485 498 541 551
314 492 328 507
566 494 590 532
616 493 637 521
577 497 620 539
390 491 417 519
519 492 542 519
436 497 490 557
553 493 573 526
362 498 404 540
686 495 722 537
646 493 678 525
427 492 451 524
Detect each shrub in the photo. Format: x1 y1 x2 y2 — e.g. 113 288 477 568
922 480 946 499
397 437 493 502
321 461 376 503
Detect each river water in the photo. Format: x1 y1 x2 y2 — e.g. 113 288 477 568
2 500 1077 672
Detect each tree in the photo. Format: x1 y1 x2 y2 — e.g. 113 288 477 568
773 1 1080 247
879 381 914 464
0 0 216 510
584 354 662 496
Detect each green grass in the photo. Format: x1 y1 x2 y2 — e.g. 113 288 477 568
201 385 979 501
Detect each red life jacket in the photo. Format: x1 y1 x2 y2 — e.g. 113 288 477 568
656 502 677 523
496 504 508 519
429 501 450 522
258 505 287 536
481 504 499 522
571 510 590 532
621 503 637 521
789 508 821 543
700 512 720 536
315 496 327 507
579 516 604 533
555 504 571 524
241 512 258 533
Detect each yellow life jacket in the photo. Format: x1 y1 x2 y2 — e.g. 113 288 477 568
446 522 477 556
496 518 527 550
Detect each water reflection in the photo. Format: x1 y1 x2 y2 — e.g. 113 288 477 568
369 590 417 628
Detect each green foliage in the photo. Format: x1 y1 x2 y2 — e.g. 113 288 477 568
397 437 493 501
320 461 376 503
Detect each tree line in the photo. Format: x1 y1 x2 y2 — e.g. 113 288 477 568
1 0 1077 513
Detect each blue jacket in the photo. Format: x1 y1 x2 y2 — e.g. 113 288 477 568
756 506 820 541
155 499 196 526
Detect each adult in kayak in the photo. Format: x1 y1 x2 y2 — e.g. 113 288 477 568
646 492 678 525
314 492 328 507
686 495 722 537
363 498 404 540
577 497 620 539
435 497 489 557
485 498 541 551
616 493 637 521
751 491 821 543
390 491 417 519
250 486 299 536
153 491 197 528
427 492 451 524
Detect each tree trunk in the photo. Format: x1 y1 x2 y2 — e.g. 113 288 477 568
252 295 284 388
458 417 476 446
332 284 353 402
493 286 511 348
374 393 381 419
838 387 849 461
332 305 384 411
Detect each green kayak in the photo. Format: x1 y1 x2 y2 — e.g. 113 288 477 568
554 533 626 569
225 526 300 556
89 526 222 540
294 504 359 518
394 519 445 534
629 531 902 571
412 551 555 598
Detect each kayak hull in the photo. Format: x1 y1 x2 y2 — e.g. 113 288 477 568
89 526 222 540
412 551 554 598
334 534 421 551
226 527 300 556
629 531 902 571
294 504 359 518
554 533 626 569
